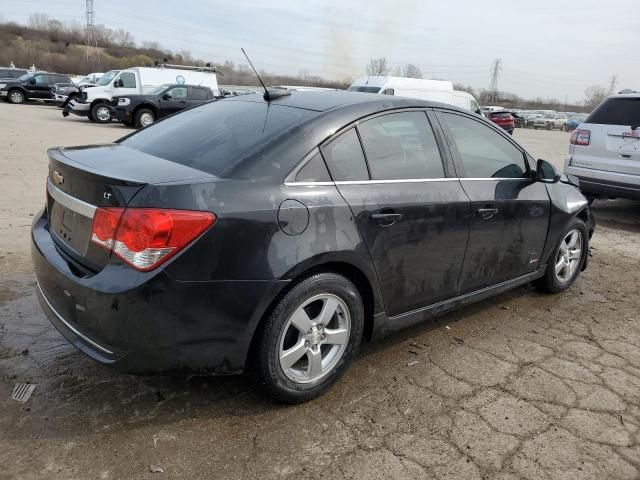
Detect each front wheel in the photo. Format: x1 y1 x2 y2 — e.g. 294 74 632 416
535 219 588 293
90 102 112 123
7 89 25 104
134 108 155 128
254 273 364 403
546 123 553 130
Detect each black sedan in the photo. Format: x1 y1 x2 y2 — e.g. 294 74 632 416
112 83 214 128
32 91 595 403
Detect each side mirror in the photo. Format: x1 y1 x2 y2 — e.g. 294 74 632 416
114 78 123 88
29 78 36 85
162 93 171 100
536 159 560 183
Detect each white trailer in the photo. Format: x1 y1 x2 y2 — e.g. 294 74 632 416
348 76 481 115
65 64 219 123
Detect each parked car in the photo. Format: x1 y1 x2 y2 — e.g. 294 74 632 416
512 111 525 128
0 71 72 104
565 92 640 202
522 112 542 128
112 84 215 128
0 67 28 80
564 114 588 132
534 112 567 130
51 72 104 107
33 91 594 403
348 76 482 114
64 65 219 123
486 110 515 134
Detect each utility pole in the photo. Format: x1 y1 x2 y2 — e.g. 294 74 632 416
608 74 618 95
85 0 95 61
488 58 502 104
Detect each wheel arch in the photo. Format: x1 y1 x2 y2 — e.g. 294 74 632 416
245 258 381 369
133 102 159 117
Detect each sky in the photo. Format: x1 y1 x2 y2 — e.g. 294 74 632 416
3 0 639 103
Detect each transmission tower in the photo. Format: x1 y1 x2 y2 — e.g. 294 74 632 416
488 58 502 103
85 0 96 60
608 74 618 95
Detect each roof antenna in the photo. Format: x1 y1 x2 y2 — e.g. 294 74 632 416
241 48 290 102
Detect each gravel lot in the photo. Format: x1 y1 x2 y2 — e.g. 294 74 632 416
1 102 640 480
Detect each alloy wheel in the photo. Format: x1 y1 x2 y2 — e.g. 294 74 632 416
278 293 351 384
9 91 24 103
554 229 583 283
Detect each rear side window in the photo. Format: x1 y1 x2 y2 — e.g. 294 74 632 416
586 98 640 126
321 129 369 181
121 99 313 177
439 112 526 178
295 152 331 182
358 112 445 180
190 88 208 101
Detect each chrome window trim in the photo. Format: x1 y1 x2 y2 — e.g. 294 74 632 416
285 177 529 186
47 179 96 219
36 281 114 355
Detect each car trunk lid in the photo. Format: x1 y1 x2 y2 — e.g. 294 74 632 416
46 144 215 274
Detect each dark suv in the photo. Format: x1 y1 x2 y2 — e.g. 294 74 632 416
0 71 72 104
112 84 215 128
0 67 28 80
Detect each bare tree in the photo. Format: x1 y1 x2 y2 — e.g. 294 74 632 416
113 28 134 47
366 57 388 76
583 85 607 109
28 13 50 30
401 64 422 78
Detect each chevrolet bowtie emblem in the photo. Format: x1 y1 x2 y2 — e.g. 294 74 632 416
52 170 64 185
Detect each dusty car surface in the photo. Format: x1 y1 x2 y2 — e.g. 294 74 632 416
32 90 595 403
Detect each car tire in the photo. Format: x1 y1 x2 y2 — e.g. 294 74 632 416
534 218 589 294
7 89 25 104
546 123 553 130
253 272 364 403
90 102 112 124
134 108 155 128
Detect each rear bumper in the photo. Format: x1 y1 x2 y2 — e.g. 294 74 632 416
31 210 288 374
565 162 640 200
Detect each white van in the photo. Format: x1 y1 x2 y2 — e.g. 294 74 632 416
65 65 219 123
348 76 482 114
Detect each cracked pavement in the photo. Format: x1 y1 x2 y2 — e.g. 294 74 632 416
1 104 640 479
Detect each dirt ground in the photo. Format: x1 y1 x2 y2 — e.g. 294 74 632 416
1 102 640 480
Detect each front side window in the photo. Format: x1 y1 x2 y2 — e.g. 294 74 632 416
358 111 445 180
382 88 394 95
439 112 527 178
34 74 47 85
118 72 136 88
168 87 187 99
321 128 369 181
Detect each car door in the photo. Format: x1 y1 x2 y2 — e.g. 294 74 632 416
29 74 50 98
321 110 471 317
160 86 188 117
436 110 550 294
112 71 138 98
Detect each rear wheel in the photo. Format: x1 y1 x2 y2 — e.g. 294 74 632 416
134 108 155 128
7 89 25 104
254 272 364 403
91 102 112 123
535 219 588 293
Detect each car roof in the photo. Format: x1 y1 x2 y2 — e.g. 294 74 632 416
224 90 460 114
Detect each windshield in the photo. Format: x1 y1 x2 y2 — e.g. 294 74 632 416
121 98 314 178
16 73 33 82
96 70 119 86
348 86 382 93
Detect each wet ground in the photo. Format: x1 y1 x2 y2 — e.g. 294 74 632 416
1 103 640 479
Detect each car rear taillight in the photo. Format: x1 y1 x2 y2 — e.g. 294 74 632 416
91 208 216 271
570 129 590 146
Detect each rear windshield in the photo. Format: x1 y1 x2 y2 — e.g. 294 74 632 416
586 97 640 126
348 86 381 93
492 112 512 118
120 99 314 177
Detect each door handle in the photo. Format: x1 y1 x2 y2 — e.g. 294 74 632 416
476 208 499 219
370 213 403 226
